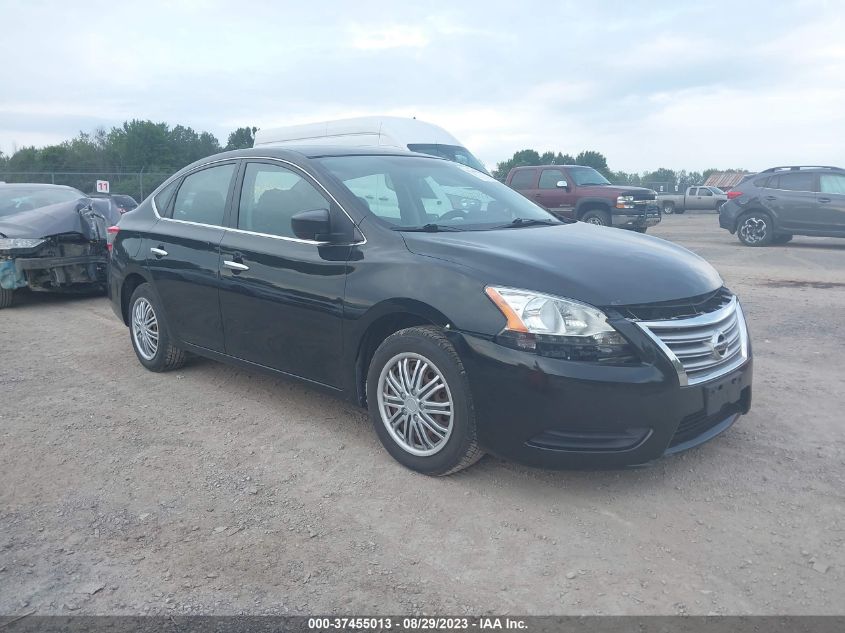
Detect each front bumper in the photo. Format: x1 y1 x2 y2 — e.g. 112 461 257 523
453 332 752 468
612 208 661 229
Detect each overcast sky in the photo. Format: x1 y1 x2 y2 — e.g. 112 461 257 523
1 0 843 172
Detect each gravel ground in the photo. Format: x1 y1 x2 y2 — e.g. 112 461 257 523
1 215 843 616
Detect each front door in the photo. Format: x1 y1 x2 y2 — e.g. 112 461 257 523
815 173 845 234
218 160 351 387
536 168 576 219
145 161 237 352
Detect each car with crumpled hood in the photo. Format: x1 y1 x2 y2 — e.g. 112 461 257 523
0 183 121 308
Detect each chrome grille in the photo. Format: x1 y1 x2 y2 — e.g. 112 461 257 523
636 296 749 386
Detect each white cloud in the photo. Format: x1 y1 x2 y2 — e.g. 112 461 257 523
349 24 430 50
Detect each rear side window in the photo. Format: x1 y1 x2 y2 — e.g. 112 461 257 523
509 170 536 189
172 163 236 226
770 172 816 192
753 177 769 187
538 169 566 189
819 174 845 194
153 180 179 215
237 162 329 238
688 188 698 195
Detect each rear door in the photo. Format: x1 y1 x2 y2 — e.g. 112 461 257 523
146 161 237 352
508 168 540 204
218 159 352 387
763 172 819 231
816 173 845 234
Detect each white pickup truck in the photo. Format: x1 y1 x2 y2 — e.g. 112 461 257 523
656 186 728 214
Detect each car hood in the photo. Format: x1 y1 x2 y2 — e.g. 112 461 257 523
0 199 118 239
401 223 722 307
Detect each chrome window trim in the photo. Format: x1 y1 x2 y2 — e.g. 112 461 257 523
635 296 750 387
150 156 366 246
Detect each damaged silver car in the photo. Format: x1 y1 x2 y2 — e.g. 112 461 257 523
0 184 121 308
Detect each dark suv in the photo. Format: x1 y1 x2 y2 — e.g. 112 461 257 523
719 166 845 246
109 147 751 475
506 165 661 232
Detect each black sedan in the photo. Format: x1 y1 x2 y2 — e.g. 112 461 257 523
108 147 752 475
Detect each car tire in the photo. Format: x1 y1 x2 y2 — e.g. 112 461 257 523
128 283 187 372
581 209 612 227
675 208 686 215
366 326 484 476
663 202 675 214
773 234 793 245
0 288 13 309
737 211 774 247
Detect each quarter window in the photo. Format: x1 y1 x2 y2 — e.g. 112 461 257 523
172 163 236 226
153 179 179 216
509 170 536 189
238 162 329 238
819 174 845 194
538 169 566 189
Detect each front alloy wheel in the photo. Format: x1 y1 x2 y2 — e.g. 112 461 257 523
737 213 773 246
367 326 483 475
377 352 454 456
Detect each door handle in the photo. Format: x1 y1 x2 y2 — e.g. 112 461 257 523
223 260 249 272
818 197 831 203
533 193 541 197
150 247 168 258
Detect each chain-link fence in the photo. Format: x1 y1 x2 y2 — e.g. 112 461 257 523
0 171 171 201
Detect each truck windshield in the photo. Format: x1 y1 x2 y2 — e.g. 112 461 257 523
319 155 559 231
406 143 489 176
568 167 611 186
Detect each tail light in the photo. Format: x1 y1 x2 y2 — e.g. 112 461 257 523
106 225 120 253
727 191 743 199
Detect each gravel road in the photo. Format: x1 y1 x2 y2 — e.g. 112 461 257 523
1 215 843 616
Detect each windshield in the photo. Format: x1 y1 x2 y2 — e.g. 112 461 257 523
568 166 611 186
406 143 489 175
319 155 559 230
0 187 85 217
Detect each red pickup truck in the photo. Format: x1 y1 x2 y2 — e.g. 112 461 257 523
506 165 661 232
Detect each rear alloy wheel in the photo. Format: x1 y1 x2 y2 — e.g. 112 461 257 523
580 209 611 227
0 288 13 309
129 284 187 372
367 326 483 475
737 212 774 247
663 202 675 214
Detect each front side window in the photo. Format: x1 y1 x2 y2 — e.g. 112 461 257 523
538 169 566 189
318 155 558 230
773 172 816 192
819 174 845 194
238 162 328 238
699 188 713 197
172 163 236 226
509 170 537 190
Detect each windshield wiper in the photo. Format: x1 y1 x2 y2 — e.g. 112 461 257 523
395 223 464 232
496 217 561 229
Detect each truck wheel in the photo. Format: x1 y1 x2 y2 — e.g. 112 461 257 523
737 211 774 247
581 209 611 227
0 288 13 309
663 202 675 214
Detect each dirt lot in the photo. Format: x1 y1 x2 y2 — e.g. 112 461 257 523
1 215 843 616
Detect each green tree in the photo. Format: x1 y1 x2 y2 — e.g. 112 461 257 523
225 126 258 151
493 149 541 181
575 150 610 177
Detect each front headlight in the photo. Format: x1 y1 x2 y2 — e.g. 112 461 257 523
485 286 636 363
616 195 635 209
0 238 46 253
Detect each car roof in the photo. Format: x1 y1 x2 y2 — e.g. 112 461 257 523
510 164 584 171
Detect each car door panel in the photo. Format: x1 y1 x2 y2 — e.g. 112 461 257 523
763 173 819 231
145 162 237 352
218 160 350 387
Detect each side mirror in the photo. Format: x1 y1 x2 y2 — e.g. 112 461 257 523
291 208 331 241
556 180 569 189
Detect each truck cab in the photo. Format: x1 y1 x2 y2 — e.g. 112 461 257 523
506 165 660 232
